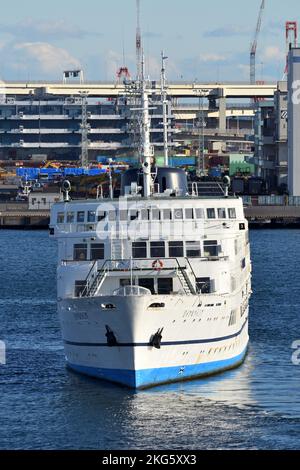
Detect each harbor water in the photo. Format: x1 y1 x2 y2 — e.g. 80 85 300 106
0 229 300 450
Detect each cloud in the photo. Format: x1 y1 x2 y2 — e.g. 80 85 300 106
262 45 285 62
237 64 250 79
0 18 101 41
144 31 163 39
198 53 227 63
9 42 81 75
204 25 251 38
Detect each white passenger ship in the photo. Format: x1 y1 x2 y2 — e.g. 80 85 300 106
50 77 251 389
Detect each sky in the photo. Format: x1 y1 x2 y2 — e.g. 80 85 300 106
0 0 298 82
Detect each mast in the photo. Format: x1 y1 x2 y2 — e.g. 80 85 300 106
136 0 142 82
141 56 153 198
161 51 169 166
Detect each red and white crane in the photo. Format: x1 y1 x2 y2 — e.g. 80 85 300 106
284 21 298 77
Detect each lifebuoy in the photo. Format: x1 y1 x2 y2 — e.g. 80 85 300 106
152 259 164 271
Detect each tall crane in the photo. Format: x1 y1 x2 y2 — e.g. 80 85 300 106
250 0 265 84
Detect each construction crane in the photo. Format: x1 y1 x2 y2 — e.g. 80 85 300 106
250 0 265 85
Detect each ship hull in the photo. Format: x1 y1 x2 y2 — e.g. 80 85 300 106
59 294 249 389
67 347 248 389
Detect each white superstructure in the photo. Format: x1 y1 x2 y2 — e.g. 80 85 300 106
50 183 251 388
50 77 251 389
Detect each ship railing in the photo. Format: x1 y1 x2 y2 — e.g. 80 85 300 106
188 182 226 197
112 286 152 297
76 257 198 298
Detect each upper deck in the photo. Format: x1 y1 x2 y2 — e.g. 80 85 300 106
50 194 245 239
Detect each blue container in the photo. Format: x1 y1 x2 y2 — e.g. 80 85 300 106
209 167 222 178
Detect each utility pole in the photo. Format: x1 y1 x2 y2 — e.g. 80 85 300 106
80 92 90 168
194 90 206 177
161 51 169 166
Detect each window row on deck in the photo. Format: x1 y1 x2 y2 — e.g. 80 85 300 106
73 239 221 261
57 206 237 224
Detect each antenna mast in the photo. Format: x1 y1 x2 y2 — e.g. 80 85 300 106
161 51 169 166
136 0 142 82
141 56 153 197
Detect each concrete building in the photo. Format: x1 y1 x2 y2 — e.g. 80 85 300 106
254 101 277 188
274 81 288 189
288 47 300 196
28 190 63 210
0 80 277 162
0 95 172 161
254 81 288 191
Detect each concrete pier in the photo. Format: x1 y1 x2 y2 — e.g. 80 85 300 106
0 203 50 229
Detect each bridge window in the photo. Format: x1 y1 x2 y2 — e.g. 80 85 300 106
140 209 150 220
57 212 64 224
163 209 172 220
228 208 237 219
203 240 219 257
157 278 173 295
119 210 128 221
196 278 211 294
207 208 216 219
195 208 205 219
97 211 106 222
138 278 155 295
174 209 183 220
169 241 184 257
66 212 75 223
90 243 105 260
129 210 139 221
132 242 147 259
241 258 246 269
77 211 85 223
186 241 201 257
151 209 160 221
74 244 88 261
150 241 165 258
88 211 96 223
218 208 226 219
185 208 194 219
108 210 117 221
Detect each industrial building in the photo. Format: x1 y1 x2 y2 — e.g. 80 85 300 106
0 93 172 161
253 81 288 191
0 80 275 162
288 47 300 197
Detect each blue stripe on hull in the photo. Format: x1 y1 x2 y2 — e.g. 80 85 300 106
67 347 248 389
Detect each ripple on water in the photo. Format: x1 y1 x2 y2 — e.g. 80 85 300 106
0 229 300 449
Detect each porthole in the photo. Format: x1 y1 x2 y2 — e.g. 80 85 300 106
148 303 165 309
